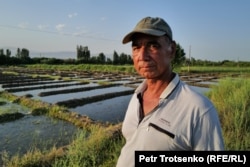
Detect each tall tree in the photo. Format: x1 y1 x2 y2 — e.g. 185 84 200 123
119 53 127 64
20 48 31 63
113 50 119 65
16 48 21 58
6 49 11 57
77 45 90 63
21 48 29 59
172 43 186 69
97 52 106 64
0 49 3 56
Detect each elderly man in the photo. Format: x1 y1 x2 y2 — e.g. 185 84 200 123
116 16 224 167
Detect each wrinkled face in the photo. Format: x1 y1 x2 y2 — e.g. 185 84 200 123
131 34 175 79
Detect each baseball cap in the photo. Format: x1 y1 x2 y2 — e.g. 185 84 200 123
122 17 173 44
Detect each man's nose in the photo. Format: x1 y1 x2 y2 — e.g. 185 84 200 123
138 46 150 60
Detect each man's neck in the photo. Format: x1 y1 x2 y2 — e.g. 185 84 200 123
144 72 175 98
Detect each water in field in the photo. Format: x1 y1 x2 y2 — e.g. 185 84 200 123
12 82 99 98
0 114 78 158
40 86 134 104
71 94 132 123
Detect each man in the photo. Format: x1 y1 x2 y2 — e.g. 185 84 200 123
116 17 224 167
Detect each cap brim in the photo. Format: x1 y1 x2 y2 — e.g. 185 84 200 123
122 29 166 44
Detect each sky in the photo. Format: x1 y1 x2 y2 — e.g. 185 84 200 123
0 0 249 61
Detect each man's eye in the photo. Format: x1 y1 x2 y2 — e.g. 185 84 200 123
132 46 140 51
149 43 160 50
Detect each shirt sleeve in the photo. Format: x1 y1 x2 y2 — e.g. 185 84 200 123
192 106 224 150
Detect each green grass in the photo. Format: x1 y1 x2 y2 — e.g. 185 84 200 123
53 125 124 167
181 66 250 73
26 64 136 74
206 78 250 150
3 64 250 75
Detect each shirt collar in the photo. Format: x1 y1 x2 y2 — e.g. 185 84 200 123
160 73 180 99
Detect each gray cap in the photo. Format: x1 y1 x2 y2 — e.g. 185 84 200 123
122 17 172 44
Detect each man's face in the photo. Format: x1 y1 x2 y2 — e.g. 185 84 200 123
131 34 175 79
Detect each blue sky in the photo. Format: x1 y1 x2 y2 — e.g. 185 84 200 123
0 0 249 61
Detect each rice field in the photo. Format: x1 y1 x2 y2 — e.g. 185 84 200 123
0 65 249 166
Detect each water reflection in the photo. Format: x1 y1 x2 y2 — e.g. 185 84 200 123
71 95 132 123
0 115 78 157
41 86 134 103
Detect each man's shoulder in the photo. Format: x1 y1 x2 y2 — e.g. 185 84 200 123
174 81 215 110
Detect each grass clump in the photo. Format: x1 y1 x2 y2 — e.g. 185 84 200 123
2 149 50 167
53 125 124 167
206 78 250 150
97 81 111 86
1 146 66 167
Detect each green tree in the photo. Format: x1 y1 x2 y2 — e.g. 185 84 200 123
127 54 133 64
172 43 186 69
119 53 127 65
77 45 90 63
21 48 29 59
0 49 6 65
0 49 4 56
6 49 11 57
16 48 21 58
113 50 119 65
97 52 106 64
20 48 31 64
106 58 112 64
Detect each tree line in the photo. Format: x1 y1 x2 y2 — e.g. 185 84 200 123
0 47 133 65
76 45 133 65
0 48 31 65
0 43 186 66
2 44 248 67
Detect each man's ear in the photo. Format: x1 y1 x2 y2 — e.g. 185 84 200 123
168 41 176 59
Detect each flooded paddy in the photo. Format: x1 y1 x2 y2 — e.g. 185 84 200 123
0 98 78 166
0 66 232 163
12 82 99 99
71 94 132 123
0 115 77 157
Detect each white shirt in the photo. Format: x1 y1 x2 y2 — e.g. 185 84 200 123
116 74 224 167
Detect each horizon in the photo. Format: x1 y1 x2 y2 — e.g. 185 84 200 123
3 47 249 63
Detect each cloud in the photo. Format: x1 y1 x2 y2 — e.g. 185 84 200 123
55 24 65 31
18 22 29 29
68 12 78 18
37 24 49 30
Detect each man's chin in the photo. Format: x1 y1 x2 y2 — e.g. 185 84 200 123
141 72 157 79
